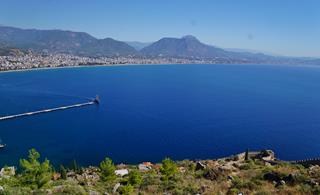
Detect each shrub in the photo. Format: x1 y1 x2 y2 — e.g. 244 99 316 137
227 188 240 195
183 183 199 194
194 169 205 178
99 157 116 182
231 177 257 190
71 159 83 174
160 179 178 191
19 148 52 189
58 184 87 194
71 160 78 172
160 158 178 180
239 160 255 170
119 184 134 195
172 188 184 195
312 185 320 194
202 168 219 181
128 170 142 186
254 190 271 195
299 184 312 193
141 169 159 189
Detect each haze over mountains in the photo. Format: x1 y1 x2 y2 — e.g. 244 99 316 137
0 25 319 65
0 26 137 57
125 41 152 51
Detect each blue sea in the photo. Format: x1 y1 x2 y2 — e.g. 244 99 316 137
0 64 320 167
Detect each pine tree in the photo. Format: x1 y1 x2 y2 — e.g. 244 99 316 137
60 165 67 179
160 157 178 181
245 148 249 161
72 159 79 173
99 157 116 182
128 169 142 186
19 148 53 189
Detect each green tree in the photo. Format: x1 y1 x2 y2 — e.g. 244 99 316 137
99 157 116 182
128 170 142 186
160 158 178 180
72 159 79 173
19 148 52 189
60 165 67 180
119 184 134 195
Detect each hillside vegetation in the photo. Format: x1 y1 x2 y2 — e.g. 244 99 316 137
0 149 320 194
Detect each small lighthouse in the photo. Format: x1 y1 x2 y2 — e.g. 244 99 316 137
93 95 100 104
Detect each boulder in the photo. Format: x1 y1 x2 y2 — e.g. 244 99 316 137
113 183 121 193
0 166 15 178
139 164 151 171
115 169 129 177
195 162 206 171
259 150 275 161
227 175 234 181
283 174 297 185
275 180 286 187
263 172 281 182
203 169 219 181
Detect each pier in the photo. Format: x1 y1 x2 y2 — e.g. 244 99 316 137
0 96 99 121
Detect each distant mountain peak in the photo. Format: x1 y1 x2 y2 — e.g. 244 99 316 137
182 35 198 41
141 35 227 58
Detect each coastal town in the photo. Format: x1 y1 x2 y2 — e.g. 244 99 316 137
0 52 250 72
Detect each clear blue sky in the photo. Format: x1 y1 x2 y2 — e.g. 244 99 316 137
0 0 319 57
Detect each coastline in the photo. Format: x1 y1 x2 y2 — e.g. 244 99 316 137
0 63 182 74
0 63 144 74
1 62 320 74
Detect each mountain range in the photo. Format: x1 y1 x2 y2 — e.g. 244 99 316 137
0 26 137 57
140 35 292 63
0 25 318 65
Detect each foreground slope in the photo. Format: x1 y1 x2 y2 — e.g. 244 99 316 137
1 149 320 194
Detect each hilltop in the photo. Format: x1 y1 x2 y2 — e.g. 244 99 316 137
141 35 230 58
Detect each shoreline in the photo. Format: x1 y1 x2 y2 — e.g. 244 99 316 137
0 63 146 74
0 63 194 74
1 62 320 74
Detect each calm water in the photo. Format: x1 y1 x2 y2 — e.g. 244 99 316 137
0 64 320 167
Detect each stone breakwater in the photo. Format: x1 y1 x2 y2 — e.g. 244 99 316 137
0 101 96 121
